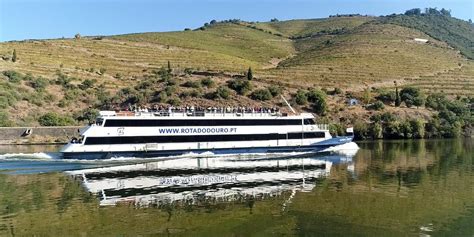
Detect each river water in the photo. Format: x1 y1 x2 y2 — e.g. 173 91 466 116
0 139 472 236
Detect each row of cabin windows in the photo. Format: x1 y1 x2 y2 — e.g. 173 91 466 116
102 118 315 127
84 132 326 145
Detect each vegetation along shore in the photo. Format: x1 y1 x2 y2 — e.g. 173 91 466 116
0 8 472 141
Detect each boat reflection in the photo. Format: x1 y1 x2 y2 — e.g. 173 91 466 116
67 152 355 207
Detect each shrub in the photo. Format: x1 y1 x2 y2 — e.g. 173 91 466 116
3 70 23 83
307 89 327 115
29 77 49 91
182 80 201 88
0 111 12 127
251 89 272 101
227 79 252 95
294 90 308 105
369 101 385 110
165 86 177 96
38 112 75 126
76 108 99 124
201 77 215 88
400 87 424 108
376 90 396 103
268 85 282 97
426 93 448 110
214 86 230 99
333 87 342 95
247 67 253 80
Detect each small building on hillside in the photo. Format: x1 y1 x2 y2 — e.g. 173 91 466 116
414 38 429 43
348 98 359 106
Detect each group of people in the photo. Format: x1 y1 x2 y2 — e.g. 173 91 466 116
129 105 281 114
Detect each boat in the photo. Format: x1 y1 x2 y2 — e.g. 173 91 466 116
66 154 355 207
60 107 354 159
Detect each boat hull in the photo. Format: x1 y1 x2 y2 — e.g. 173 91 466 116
61 136 354 160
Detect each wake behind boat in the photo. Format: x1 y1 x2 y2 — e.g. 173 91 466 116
61 106 354 159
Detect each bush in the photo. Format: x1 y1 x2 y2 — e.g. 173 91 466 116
76 108 99 124
251 89 272 101
29 77 49 91
182 80 201 88
0 111 13 127
201 77 215 88
400 87 424 108
268 85 282 97
369 101 385 110
294 90 308 105
227 79 252 95
38 112 75 126
214 86 230 99
376 90 396 103
2 70 23 83
307 89 327 115
165 86 177 96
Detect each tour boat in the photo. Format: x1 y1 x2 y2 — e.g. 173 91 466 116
60 107 354 159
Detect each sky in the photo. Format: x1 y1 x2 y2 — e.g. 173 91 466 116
0 0 473 42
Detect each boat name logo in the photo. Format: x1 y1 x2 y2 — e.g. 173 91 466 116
158 127 237 134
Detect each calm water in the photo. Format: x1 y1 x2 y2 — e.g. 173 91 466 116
0 139 472 236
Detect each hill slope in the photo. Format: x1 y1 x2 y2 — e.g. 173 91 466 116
0 14 472 127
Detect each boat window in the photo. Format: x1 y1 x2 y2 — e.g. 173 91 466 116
96 118 104 126
303 119 315 125
104 119 303 127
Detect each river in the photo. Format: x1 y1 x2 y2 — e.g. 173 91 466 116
0 139 472 236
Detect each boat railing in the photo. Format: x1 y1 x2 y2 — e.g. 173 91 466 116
130 107 285 117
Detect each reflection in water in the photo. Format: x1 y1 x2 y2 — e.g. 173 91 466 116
0 139 472 236
67 154 354 207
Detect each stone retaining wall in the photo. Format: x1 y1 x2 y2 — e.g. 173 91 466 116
0 126 82 144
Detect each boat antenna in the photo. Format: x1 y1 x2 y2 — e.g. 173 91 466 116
280 95 296 114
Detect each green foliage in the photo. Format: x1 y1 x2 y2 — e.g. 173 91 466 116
75 108 99 124
38 112 75 126
294 90 308 105
354 120 370 140
29 77 49 91
182 80 201 88
165 86 177 96
376 90 395 104
12 49 17 62
251 89 272 101
369 101 385 111
247 67 253 80
0 111 13 127
200 77 215 88
214 86 231 99
227 79 252 95
426 93 449 110
79 79 96 90
268 85 282 97
400 87 424 108
3 70 23 83
395 86 401 107
329 123 345 136
307 89 327 115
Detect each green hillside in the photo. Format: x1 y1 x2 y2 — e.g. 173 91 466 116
380 9 474 59
0 12 472 130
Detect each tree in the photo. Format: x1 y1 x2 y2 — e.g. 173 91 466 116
400 87 423 108
38 112 75 126
440 8 451 17
227 79 252 95
394 81 401 107
167 61 172 73
405 8 421 16
74 33 81 39
270 18 279 22
247 67 253 80
294 90 308 105
12 49 17 62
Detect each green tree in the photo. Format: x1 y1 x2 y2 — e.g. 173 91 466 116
214 86 230 99
394 82 401 107
167 61 172 73
227 79 252 95
247 67 253 81
400 87 423 108
12 49 17 62
0 111 13 127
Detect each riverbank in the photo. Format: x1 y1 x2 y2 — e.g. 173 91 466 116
0 126 81 144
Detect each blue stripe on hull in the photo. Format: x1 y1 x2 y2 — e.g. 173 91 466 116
62 136 353 160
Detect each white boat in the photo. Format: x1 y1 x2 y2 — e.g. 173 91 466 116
60 108 354 159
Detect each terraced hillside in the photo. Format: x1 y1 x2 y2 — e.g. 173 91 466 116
262 22 464 89
0 14 472 127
